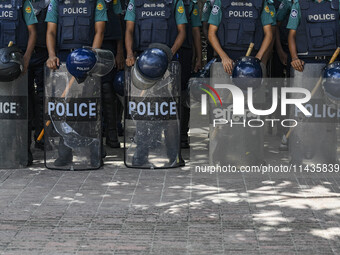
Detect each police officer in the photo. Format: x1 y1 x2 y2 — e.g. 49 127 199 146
0 0 37 71
208 0 275 74
0 0 38 166
45 0 107 166
125 0 187 60
124 0 187 166
287 0 340 165
101 0 124 148
28 0 50 152
274 0 293 150
115 0 128 137
287 0 339 72
179 0 201 148
202 0 215 62
274 0 293 76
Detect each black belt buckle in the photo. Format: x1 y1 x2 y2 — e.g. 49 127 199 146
314 56 327 60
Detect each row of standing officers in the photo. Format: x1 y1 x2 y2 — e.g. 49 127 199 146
0 0 337 166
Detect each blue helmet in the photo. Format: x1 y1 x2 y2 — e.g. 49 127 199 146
66 48 96 83
188 78 207 103
232 56 263 91
132 43 172 90
322 61 340 107
191 58 217 78
0 46 23 82
113 70 125 96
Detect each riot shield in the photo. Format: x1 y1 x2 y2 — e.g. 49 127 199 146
0 74 28 168
209 62 265 168
289 64 338 165
125 61 182 169
44 64 102 170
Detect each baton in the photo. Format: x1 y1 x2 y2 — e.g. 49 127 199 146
36 75 76 142
285 47 340 139
245 43 254 57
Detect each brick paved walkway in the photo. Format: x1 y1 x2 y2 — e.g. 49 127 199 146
1 136 340 254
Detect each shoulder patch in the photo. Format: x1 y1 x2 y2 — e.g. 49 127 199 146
25 6 32 13
270 11 274 17
127 2 134 11
48 2 53 12
290 9 298 18
211 4 219 15
96 3 103 10
264 5 270 13
178 5 184 13
203 3 208 13
113 0 117 4
193 8 198 15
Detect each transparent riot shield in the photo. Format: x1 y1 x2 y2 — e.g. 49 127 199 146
44 65 102 170
125 61 182 169
289 64 338 165
209 62 265 168
0 74 27 168
188 76 210 168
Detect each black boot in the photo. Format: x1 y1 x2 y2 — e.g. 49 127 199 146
102 82 120 148
27 73 35 166
54 138 73 166
90 140 103 167
132 149 149 166
117 99 124 136
180 104 190 148
27 120 33 167
279 135 288 151
165 126 185 167
27 150 33 167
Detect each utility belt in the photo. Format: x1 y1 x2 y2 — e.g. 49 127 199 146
222 49 258 61
299 55 331 63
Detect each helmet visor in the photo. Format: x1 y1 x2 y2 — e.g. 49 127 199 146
84 47 115 77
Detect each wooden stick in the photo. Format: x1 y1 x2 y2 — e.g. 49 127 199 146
246 43 255 57
36 76 76 142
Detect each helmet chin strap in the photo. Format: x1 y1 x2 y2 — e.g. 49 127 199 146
74 76 87 84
